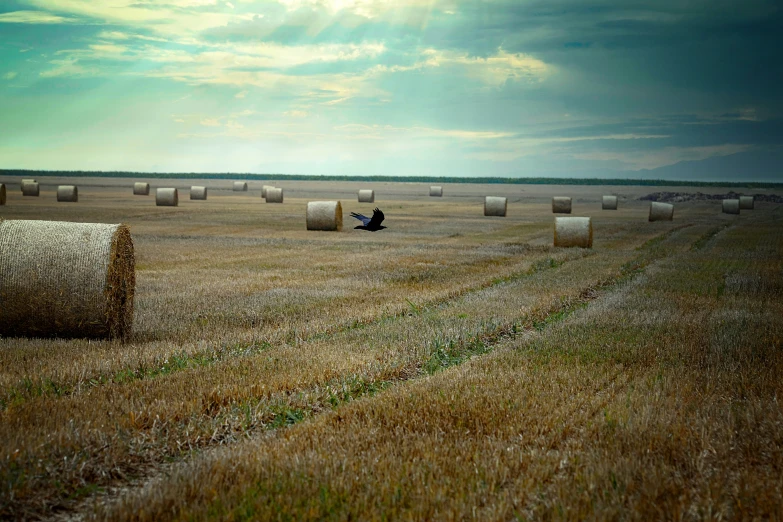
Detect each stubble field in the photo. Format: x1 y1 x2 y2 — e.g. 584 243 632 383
0 177 781 521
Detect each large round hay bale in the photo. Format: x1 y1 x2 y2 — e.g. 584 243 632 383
133 182 150 196
552 196 572 214
306 201 343 231
20 179 36 193
266 187 283 203
233 181 248 192
722 199 740 215
261 185 274 198
602 195 618 210
190 186 208 200
358 189 375 203
22 181 39 197
57 185 78 202
0 184 6 206
156 188 179 206
0 219 135 339
554 217 593 248
484 196 507 217
430 186 443 197
739 196 754 210
649 201 674 221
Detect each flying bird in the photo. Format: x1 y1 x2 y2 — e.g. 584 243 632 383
350 207 386 231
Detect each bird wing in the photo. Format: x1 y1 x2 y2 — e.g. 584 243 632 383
350 212 371 226
367 207 385 228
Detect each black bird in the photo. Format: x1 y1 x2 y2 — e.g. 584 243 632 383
351 207 386 231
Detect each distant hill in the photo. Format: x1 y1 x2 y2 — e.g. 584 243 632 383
628 148 783 182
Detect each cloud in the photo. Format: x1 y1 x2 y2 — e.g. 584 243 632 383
3 71 18 80
234 90 248 98
0 10 77 24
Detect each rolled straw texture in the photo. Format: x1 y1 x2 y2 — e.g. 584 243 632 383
266 187 283 203
21 179 36 193
554 216 593 248
552 196 572 214
306 201 343 231
602 195 618 210
233 181 248 192
739 196 754 210
0 219 135 339
22 181 39 197
57 185 78 202
262 185 274 198
429 186 443 197
649 202 674 222
0 184 5 205
484 196 507 217
156 188 179 206
190 186 208 200
358 189 375 203
722 199 740 215
133 182 150 196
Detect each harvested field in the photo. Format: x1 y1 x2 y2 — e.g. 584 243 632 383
0 177 780 521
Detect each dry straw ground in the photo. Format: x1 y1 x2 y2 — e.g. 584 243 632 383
0 179 780 521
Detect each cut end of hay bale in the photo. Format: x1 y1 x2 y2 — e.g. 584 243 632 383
266 187 283 203
552 196 572 214
0 219 135 340
233 181 248 192
722 199 740 215
262 185 274 198
57 185 78 203
133 182 150 196
484 196 507 217
358 189 375 203
0 184 6 206
739 195 754 210
602 195 618 210
21 180 39 197
156 188 179 206
430 186 443 197
554 216 593 248
306 201 343 231
649 201 674 222
190 186 208 200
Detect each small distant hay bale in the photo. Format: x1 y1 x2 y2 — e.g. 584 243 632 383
554 216 593 248
306 201 343 231
722 199 740 215
22 180 39 197
0 184 6 205
484 196 507 217
156 188 179 207
552 196 572 214
262 185 274 198
21 179 36 193
649 201 674 221
358 189 375 203
739 195 754 210
266 187 283 203
430 186 443 197
0 219 135 339
57 185 78 202
233 181 248 192
602 195 618 210
133 182 150 196
190 186 208 200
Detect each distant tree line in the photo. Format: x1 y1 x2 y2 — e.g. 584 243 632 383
1 169 780 189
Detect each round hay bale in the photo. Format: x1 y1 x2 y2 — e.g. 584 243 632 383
306 201 343 231
22 181 39 197
20 179 36 193
0 219 135 339
358 189 375 203
602 195 618 210
57 185 78 202
484 196 507 217
739 195 754 210
133 182 150 196
156 188 179 207
722 199 740 215
0 184 6 206
554 216 593 248
552 196 572 214
649 201 674 221
233 181 248 192
261 185 274 198
266 187 283 203
190 186 208 200
429 186 443 197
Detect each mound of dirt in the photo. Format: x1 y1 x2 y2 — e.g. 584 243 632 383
639 191 783 203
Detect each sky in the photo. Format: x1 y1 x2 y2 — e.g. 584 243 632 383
0 0 781 179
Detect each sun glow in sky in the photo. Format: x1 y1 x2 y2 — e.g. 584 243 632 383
0 0 781 178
